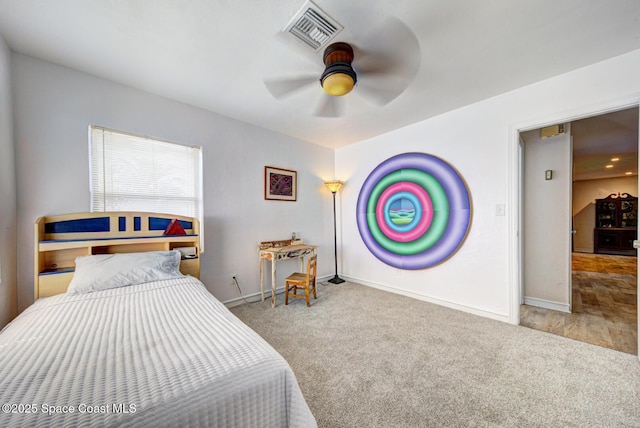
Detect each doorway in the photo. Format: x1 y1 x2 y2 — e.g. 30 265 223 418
519 107 639 355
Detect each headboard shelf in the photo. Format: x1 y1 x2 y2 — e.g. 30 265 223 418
40 268 75 275
40 234 199 243
35 212 201 299
39 234 200 251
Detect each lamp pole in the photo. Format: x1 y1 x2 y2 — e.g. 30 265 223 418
327 183 345 284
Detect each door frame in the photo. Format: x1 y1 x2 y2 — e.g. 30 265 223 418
508 96 640 360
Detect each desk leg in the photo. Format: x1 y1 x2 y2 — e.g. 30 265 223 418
260 257 265 302
299 257 304 272
271 259 277 308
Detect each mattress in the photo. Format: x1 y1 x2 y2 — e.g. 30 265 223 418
0 276 316 427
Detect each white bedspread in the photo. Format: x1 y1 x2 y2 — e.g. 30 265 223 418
0 276 316 427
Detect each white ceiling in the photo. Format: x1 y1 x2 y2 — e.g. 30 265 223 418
572 107 639 181
1 1 640 149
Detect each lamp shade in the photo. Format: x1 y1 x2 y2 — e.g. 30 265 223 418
324 180 344 193
322 72 355 96
320 42 357 97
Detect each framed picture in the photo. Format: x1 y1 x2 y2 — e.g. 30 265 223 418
264 166 297 201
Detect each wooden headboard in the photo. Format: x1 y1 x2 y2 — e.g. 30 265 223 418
34 212 201 299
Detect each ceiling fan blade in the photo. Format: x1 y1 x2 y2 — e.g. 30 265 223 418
314 94 344 118
355 80 409 106
354 16 421 105
263 75 318 99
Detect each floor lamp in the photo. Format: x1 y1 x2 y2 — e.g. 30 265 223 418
325 180 345 284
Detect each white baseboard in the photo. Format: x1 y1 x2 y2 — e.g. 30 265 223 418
341 275 511 324
573 248 593 254
523 296 571 313
223 291 265 308
223 274 520 324
223 274 334 309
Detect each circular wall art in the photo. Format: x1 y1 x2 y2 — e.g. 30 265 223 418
356 152 472 269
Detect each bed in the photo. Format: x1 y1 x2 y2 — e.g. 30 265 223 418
0 212 316 427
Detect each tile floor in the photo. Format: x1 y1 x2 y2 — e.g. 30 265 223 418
520 252 637 355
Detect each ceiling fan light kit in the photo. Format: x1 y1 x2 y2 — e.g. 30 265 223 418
320 42 357 96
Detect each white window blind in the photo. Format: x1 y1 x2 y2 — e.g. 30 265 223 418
90 126 203 226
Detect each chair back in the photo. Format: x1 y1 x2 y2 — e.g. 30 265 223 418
306 256 317 284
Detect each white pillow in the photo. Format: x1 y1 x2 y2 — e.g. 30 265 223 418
67 250 183 294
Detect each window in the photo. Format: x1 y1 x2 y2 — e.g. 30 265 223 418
90 126 203 228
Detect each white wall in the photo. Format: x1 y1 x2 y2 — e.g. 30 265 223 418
521 127 572 311
0 35 17 328
573 176 638 252
12 53 335 312
336 49 640 323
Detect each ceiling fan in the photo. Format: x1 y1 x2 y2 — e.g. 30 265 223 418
263 15 421 117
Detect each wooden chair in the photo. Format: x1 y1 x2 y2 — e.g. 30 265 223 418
285 256 317 307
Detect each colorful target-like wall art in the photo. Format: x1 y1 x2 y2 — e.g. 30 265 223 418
356 152 472 270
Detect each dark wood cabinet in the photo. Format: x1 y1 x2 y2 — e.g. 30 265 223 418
594 193 637 256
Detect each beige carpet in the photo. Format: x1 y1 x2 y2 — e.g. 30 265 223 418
231 281 640 427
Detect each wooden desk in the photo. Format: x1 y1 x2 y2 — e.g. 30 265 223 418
259 242 317 307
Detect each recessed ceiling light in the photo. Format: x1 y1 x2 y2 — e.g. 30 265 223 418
605 164 614 168
611 157 620 161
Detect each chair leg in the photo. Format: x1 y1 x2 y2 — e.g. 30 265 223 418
285 282 289 305
312 280 317 299
305 286 310 307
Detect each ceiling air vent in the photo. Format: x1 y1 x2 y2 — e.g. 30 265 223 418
284 1 343 51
